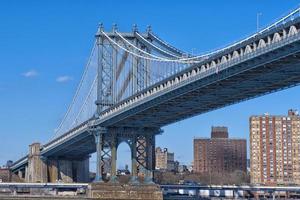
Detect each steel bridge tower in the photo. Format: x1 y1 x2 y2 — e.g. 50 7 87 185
93 24 161 183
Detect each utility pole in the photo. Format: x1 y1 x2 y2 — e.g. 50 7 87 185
257 13 262 32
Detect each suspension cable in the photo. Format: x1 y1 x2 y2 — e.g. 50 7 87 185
101 31 200 63
135 32 184 59
119 31 208 62
116 31 174 60
148 31 187 55
55 42 97 135
118 31 206 62
70 74 97 128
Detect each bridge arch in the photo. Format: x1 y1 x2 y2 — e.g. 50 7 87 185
210 60 217 68
201 65 205 72
116 140 132 177
244 45 252 54
232 50 239 59
258 39 266 49
221 56 227 63
273 32 281 42
289 25 298 36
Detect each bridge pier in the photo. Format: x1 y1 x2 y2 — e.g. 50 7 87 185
22 142 90 183
92 126 161 184
26 143 47 183
47 157 90 183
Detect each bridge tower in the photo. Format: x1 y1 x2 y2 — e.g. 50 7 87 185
93 24 159 184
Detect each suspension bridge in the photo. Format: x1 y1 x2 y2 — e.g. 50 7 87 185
10 7 300 184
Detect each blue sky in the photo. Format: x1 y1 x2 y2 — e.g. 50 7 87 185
1 0 300 169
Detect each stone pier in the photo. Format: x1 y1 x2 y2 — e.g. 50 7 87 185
47 157 90 183
26 143 47 182
24 143 89 183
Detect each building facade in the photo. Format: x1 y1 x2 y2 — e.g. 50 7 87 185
155 147 175 171
194 126 247 175
250 109 300 185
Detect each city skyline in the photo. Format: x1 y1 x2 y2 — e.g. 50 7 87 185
1 0 300 169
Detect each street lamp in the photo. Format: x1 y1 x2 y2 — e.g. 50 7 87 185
257 13 262 32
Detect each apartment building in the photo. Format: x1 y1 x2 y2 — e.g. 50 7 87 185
250 109 300 185
194 126 247 175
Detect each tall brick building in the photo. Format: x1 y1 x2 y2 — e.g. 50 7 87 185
194 126 247 175
250 109 300 185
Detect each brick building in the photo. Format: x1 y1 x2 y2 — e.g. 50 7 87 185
155 147 175 171
250 109 300 185
193 126 247 175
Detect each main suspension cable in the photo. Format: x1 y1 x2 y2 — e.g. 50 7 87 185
135 32 185 59
101 31 200 63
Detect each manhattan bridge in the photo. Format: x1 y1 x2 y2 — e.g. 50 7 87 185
10 7 300 184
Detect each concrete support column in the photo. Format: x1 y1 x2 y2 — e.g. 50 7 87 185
94 132 103 182
110 134 118 183
130 136 139 184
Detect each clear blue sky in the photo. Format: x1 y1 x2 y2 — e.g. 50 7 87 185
1 0 300 169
